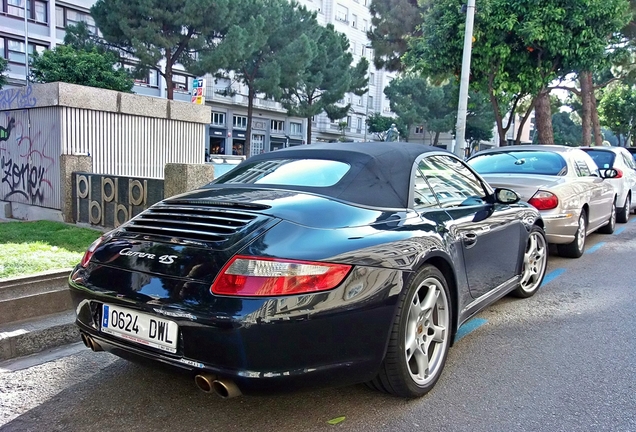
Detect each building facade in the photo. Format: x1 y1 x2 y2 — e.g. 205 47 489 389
297 0 396 143
1 0 400 157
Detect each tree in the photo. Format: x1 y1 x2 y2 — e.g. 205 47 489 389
366 113 408 141
0 57 7 89
367 0 424 71
465 90 495 147
30 45 134 92
384 75 455 146
407 0 630 146
91 0 233 100
598 82 636 146
194 0 315 155
277 23 368 144
552 111 583 146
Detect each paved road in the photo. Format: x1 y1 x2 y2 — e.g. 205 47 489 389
2 218 636 432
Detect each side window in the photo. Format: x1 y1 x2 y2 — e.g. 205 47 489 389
419 155 487 208
622 153 635 169
413 166 440 209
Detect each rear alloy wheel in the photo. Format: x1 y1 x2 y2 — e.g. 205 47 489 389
512 225 548 298
617 195 630 224
598 199 616 234
367 265 451 398
557 210 587 258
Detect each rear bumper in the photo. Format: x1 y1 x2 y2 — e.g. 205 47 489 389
69 265 403 394
542 211 579 244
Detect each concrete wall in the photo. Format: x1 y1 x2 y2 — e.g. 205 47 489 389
0 83 210 217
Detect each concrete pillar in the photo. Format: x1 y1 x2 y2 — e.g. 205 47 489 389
164 163 215 199
59 154 92 223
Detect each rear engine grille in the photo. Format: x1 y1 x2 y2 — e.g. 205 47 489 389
123 203 258 242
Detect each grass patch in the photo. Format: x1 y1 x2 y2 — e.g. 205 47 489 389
0 221 101 279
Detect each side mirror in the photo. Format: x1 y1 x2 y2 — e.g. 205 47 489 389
494 188 520 204
599 168 618 179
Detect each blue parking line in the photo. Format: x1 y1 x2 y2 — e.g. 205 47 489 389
585 242 605 254
541 268 566 286
630 217 636 224
615 226 626 235
455 318 487 342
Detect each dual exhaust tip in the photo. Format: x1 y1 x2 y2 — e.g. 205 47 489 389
194 373 242 398
80 333 241 398
80 332 103 352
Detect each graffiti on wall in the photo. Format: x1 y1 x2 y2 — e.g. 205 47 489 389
73 173 164 228
0 112 58 207
0 86 37 110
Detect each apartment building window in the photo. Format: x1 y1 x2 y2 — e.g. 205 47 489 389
415 126 425 134
367 95 374 109
271 120 285 132
56 6 96 33
124 64 159 87
350 41 356 55
357 96 363 106
233 115 248 129
2 38 46 64
346 116 352 126
369 72 375 84
145 69 159 87
7 0 25 17
5 0 48 22
351 14 357 28
335 4 348 22
172 73 190 92
357 117 363 129
362 19 368 32
212 112 226 126
290 122 302 135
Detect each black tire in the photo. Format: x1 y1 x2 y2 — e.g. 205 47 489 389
557 210 587 258
511 225 548 298
367 265 452 398
617 194 630 224
598 199 616 234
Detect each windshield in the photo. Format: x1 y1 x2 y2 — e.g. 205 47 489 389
581 149 616 169
212 159 351 187
468 151 568 176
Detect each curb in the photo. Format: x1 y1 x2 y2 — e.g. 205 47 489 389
0 311 79 361
0 269 77 361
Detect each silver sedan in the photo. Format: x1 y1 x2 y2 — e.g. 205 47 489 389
468 145 617 258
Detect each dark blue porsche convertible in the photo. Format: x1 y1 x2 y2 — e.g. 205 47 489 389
70 142 548 398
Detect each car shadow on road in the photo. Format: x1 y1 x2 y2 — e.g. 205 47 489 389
0 355 426 432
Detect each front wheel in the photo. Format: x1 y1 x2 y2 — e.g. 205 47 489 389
511 225 548 298
557 210 587 258
367 265 451 398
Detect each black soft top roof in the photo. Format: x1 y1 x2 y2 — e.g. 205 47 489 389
209 142 450 209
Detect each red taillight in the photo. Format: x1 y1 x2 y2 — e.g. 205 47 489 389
80 237 104 267
211 255 352 297
528 191 559 210
614 168 623 178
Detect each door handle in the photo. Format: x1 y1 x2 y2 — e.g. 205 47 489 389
462 232 478 247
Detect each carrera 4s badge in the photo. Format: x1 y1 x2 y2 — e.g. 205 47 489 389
119 248 178 264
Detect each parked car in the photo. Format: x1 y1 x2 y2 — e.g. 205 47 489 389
70 142 547 399
580 146 636 223
468 145 617 258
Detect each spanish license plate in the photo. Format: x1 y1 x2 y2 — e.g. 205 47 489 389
101 304 178 353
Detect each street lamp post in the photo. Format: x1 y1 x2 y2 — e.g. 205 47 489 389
454 0 476 158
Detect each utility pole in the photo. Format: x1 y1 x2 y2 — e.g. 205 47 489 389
454 0 475 158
